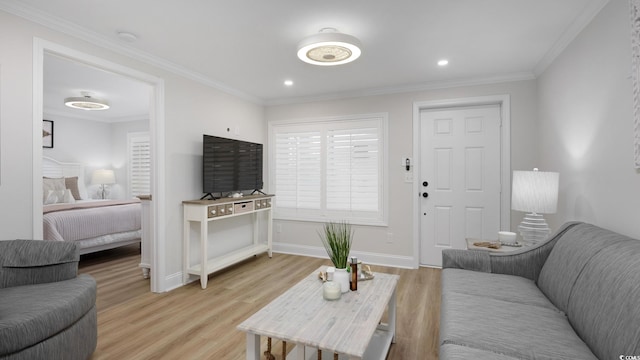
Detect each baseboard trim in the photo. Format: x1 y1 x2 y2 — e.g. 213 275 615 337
167 243 416 291
163 271 185 292
273 242 416 269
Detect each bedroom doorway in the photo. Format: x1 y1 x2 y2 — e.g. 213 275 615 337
32 39 167 292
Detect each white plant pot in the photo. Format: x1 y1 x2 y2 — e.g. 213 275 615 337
333 268 350 293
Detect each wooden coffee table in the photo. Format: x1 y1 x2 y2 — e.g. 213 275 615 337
237 266 399 360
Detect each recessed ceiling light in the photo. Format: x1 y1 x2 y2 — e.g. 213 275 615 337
284 80 294 86
297 28 362 66
438 59 449 66
64 91 110 111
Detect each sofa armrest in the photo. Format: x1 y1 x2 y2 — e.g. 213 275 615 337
442 222 582 282
442 249 491 272
0 240 80 288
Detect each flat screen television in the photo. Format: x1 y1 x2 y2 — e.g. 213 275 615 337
202 135 264 199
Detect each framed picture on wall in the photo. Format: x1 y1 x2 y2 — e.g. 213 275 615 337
43 120 54 148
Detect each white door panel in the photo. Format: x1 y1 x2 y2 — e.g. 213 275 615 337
420 105 501 267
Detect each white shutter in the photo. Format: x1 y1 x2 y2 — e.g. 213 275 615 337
326 127 379 211
275 131 321 209
128 132 151 198
270 113 387 225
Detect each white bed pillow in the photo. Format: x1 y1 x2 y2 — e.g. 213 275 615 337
77 178 89 200
44 189 76 205
43 177 66 204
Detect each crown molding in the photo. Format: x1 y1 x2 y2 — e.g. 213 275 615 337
534 0 611 76
1 0 604 108
264 72 536 106
0 0 263 105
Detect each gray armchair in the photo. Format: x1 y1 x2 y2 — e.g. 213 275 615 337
0 240 97 360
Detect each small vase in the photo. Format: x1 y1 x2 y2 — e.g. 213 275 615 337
333 268 350 293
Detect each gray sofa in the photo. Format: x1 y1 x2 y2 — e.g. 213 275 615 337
440 222 640 359
0 240 97 360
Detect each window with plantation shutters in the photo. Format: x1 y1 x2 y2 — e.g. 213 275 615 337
275 130 322 209
127 132 151 198
269 113 387 225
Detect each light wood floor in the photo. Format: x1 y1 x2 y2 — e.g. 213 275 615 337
79 245 441 360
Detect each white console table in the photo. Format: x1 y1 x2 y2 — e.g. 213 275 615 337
182 194 274 289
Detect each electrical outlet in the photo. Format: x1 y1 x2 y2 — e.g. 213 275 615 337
387 232 394 244
276 224 282 233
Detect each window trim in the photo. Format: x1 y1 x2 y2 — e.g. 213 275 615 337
268 113 388 226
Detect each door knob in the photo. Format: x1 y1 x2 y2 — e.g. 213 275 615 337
422 192 429 198
422 181 429 187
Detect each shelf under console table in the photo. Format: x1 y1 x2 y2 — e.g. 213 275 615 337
182 194 274 289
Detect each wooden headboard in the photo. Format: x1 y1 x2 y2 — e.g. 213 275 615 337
43 156 88 199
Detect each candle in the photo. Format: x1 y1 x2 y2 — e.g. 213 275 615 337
323 281 341 300
326 267 335 281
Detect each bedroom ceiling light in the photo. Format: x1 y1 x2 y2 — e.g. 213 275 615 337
64 92 110 111
297 28 362 66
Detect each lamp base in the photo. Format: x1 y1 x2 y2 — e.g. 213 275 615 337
518 213 551 245
99 184 110 200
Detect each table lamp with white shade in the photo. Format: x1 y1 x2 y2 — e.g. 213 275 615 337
511 168 559 245
92 169 116 199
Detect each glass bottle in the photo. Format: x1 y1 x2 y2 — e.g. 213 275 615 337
350 256 358 291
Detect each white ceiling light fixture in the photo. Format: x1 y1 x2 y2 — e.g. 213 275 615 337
64 91 110 111
297 28 362 66
438 59 449 66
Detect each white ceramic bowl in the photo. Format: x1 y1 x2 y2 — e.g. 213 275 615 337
498 231 517 244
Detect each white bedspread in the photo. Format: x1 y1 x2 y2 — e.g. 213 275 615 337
43 200 142 243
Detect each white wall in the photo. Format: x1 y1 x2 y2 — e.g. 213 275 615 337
0 12 41 239
41 116 113 166
266 80 538 266
538 0 640 239
0 11 264 282
40 115 140 200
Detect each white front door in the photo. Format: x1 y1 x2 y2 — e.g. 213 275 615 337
419 105 501 267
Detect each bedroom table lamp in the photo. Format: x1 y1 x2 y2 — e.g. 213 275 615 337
92 169 116 199
511 168 559 245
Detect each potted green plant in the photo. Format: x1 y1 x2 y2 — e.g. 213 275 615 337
318 221 354 293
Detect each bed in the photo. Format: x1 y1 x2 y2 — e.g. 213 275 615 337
42 157 142 255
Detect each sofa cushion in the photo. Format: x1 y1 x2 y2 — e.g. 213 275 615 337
565 239 640 359
537 223 628 313
439 343 521 360
442 269 559 312
0 274 96 355
440 285 597 360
